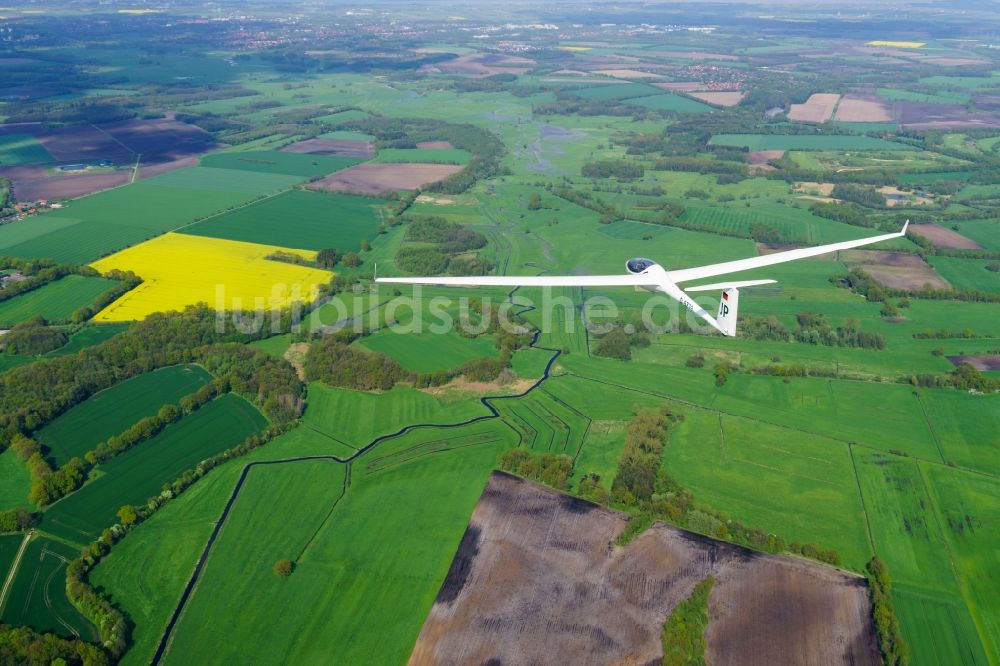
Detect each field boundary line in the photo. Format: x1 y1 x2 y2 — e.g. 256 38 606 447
0 529 33 615
171 186 296 233
914 392 948 464
910 461 995 660
150 455 347 665
847 445 876 556
296 461 351 561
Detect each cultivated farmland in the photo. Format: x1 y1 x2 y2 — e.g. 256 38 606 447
180 189 385 252
309 163 464 195
0 537 97 641
833 95 894 122
0 167 302 263
409 472 879 666
90 233 331 321
35 364 212 466
0 274 118 326
909 224 982 249
788 93 841 123
42 394 266 543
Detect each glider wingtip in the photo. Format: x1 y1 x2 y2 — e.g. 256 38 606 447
901 219 910 235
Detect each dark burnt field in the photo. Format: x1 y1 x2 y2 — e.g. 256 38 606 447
409 472 879 666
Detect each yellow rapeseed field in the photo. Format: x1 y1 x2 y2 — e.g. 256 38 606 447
867 40 925 49
90 233 332 321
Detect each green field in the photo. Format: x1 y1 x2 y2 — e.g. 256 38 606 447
200 151 361 178
35 364 212 466
316 109 371 124
45 323 130 356
710 134 916 151
157 460 347 663
0 537 97 641
877 88 972 105
566 82 663 100
180 189 385 252
622 94 712 113
0 275 118 326
161 421 513 665
89 427 344 665
952 219 1000 250
0 449 32 511
41 394 266 543
0 133 53 166
924 465 1000 662
929 257 1000 293
303 383 487 454
666 410 873 569
319 130 376 142
358 329 499 373
0 534 22 584
680 203 867 244
0 167 302 264
248 333 293 358
373 148 471 165
895 583 991 666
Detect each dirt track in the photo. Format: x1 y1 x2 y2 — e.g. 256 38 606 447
409 472 879 666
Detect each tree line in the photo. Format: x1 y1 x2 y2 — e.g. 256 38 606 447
9 343 302 508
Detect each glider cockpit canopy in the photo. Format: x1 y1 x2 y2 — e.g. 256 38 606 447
626 258 658 274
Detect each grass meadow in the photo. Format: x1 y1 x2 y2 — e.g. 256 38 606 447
303 383 487 452
0 449 32 511
566 82 663 100
373 148 471 165
357 329 499 373
929 257 1000 293
0 275 118 326
35 364 212 466
44 323 130 356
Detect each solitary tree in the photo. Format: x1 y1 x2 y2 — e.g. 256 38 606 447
117 505 138 527
274 559 294 577
316 248 341 269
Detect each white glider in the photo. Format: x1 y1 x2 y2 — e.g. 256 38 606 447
376 222 908 336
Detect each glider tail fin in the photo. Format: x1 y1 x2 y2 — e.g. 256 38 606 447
717 288 739 337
